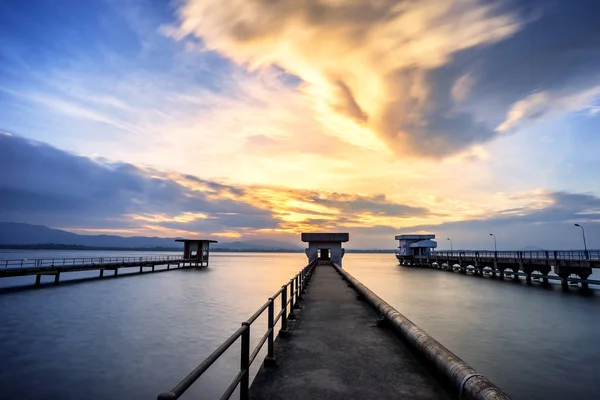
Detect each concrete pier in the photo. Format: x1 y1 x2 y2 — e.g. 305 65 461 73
249 264 451 400
0 238 217 289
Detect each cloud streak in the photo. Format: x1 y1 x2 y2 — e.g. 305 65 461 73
1 133 598 248
0 134 434 242
172 0 521 156
168 0 600 158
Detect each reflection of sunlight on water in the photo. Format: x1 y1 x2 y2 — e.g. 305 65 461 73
1 251 599 400
0 252 305 400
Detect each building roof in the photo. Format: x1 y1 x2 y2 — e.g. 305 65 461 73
301 233 349 243
395 234 435 240
174 239 219 243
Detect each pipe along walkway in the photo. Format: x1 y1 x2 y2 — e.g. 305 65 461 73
249 263 510 400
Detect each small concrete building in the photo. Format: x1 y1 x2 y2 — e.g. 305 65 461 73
395 234 437 258
301 233 349 266
175 239 218 267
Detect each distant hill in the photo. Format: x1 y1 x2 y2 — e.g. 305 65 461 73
0 222 301 251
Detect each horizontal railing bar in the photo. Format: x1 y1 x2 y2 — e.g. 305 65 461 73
249 328 272 366
219 369 246 400
424 250 600 261
1 255 188 269
158 260 317 400
0 255 183 262
273 308 285 325
159 325 247 399
270 286 286 299
246 300 270 325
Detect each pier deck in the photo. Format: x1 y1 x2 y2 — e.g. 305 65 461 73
0 256 200 288
249 264 450 400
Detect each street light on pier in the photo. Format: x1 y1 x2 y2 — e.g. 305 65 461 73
489 233 497 253
574 223 589 259
446 237 453 251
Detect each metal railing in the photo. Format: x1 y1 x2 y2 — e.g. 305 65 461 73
424 250 600 261
157 259 317 400
1 255 184 269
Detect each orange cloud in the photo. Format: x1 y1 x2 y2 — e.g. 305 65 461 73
171 0 521 156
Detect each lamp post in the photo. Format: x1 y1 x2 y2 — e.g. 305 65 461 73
446 237 453 251
489 233 497 254
574 223 589 259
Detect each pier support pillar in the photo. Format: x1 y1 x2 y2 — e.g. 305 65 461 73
54 272 60 285
542 276 549 285
114 268 118 276
512 270 519 282
152 265 155 272
559 274 569 289
525 273 532 285
582 281 589 290
167 264 170 270
499 269 505 280
99 269 104 278
139 266 143 273
35 274 41 287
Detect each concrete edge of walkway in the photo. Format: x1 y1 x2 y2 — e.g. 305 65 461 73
249 262 450 400
331 263 512 400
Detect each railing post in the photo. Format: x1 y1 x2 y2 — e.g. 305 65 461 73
265 298 276 366
240 323 250 400
295 274 302 303
280 285 288 337
289 281 296 319
294 275 298 301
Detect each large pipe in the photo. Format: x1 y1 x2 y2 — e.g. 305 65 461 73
332 263 511 400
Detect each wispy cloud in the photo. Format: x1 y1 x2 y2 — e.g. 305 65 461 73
169 0 521 157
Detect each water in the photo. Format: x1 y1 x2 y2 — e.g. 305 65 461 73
1 252 599 399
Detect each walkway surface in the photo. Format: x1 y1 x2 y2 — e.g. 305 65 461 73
249 264 450 400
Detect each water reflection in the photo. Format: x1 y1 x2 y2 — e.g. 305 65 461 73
0 252 598 400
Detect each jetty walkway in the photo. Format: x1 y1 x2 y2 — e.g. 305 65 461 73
249 263 450 400
0 255 193 287
0 239 217 288
158 260 510 400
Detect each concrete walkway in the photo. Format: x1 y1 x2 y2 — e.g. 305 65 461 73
249 264 450 400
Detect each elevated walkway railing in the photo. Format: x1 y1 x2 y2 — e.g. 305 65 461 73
425 250 600 261
332 262 511 400
157 259 317 400
2 255 184 270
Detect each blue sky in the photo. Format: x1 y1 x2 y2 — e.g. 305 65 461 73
1 0 600 249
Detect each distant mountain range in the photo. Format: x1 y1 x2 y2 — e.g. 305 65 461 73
0 222 302 251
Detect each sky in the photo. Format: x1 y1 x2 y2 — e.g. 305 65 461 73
1 0 599 249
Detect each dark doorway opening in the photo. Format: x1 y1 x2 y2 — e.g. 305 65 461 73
318 248 331 261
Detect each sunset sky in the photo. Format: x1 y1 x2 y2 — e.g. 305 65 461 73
1 0 599 249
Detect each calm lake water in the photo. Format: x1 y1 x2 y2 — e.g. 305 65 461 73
1 251 599 399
